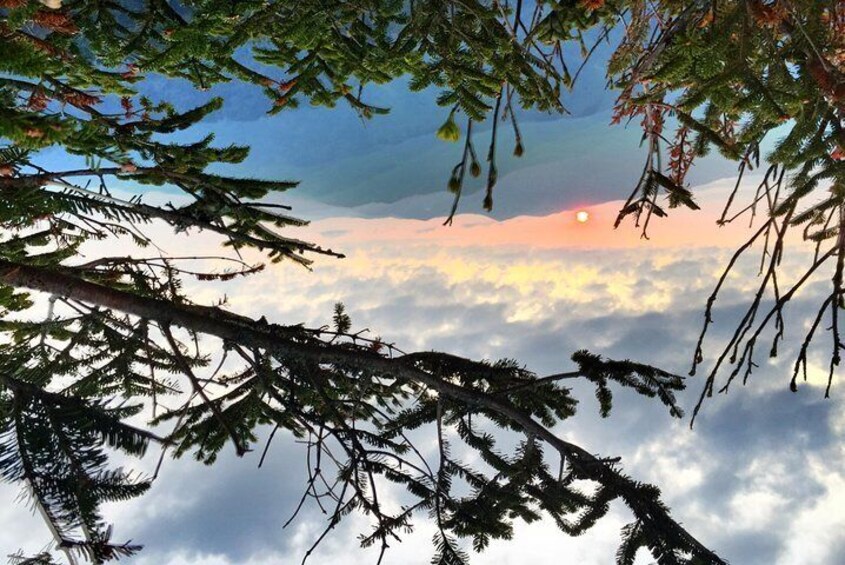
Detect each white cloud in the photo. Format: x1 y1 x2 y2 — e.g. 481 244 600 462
5 179 843 564
777 453 845 565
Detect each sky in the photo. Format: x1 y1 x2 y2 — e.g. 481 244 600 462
4 67 845 564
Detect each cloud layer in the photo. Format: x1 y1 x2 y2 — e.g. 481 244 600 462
4 180 843 564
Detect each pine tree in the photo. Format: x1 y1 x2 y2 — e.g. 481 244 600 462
591 1 845 420
2 0 842 563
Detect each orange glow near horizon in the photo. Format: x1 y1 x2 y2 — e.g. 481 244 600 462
282 180 798 254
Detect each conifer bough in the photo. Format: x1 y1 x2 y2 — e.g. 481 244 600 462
2 0 844 563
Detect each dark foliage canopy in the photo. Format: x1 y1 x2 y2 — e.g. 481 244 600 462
1 0 843 563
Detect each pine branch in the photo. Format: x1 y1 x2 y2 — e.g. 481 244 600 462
0 258 724 564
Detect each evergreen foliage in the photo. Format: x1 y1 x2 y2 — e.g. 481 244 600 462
1 0 843 563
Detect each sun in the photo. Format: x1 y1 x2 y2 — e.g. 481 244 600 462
575 210 590 224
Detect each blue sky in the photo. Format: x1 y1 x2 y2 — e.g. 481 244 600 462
117 49 741 219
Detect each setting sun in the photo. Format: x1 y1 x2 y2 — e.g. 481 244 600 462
575 210 590 223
